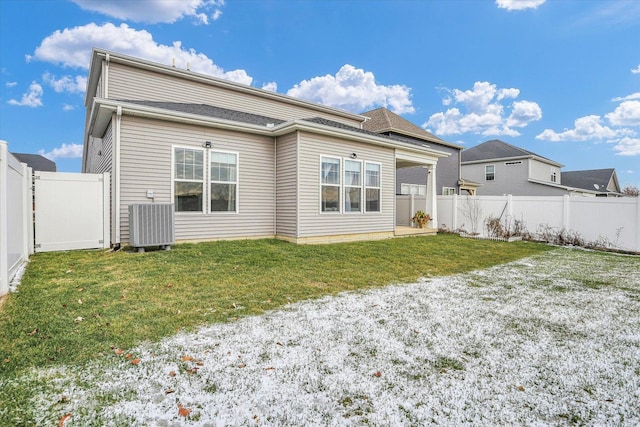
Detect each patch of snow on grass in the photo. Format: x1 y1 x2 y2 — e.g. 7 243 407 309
32 249 640 425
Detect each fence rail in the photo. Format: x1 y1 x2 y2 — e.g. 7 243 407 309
437 194 640 253
0 141 34 296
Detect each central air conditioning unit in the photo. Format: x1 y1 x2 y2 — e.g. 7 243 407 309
128 203 175 253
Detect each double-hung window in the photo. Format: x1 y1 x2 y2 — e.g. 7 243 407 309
174 147 204 212
210 151 238 212
344 159 362 212
485 164 495 181
365 162 381 212
321 157 340 212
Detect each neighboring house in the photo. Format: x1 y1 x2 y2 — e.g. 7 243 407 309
461 139 623 197
560 169 622 197
361 108 480 196
82 49 451 246
10 153 56 172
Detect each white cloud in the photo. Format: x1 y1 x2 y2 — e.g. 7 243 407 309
606 100 640 127
38 143 83 160
5 81 17 88
63 104 75 111
612 92 640 102
287 64 414 114
632 65 640 74
496 0 546 11
28 23 252 85
70 0 225 25
506 100 543 128
7 82 43 107
536 115 623 142
424 81 542 136
212 9 223 21
43 72 87 94
261 82 278 92
613 137 640 156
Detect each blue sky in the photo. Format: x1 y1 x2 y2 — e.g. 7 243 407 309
1 0 639 188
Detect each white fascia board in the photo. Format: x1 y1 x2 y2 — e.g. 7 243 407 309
375 126 464 150
84 50 104 107
89 99 451 159
272 120 451 159
89 98 275 137
92 48 368 124
527 178 598 195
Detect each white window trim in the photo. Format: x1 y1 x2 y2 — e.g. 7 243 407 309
442 187 456 195
365 161 382 213
172 145 206 214
485 164 495 181
320 155 342 214
343 158 363 214
209 149 240 214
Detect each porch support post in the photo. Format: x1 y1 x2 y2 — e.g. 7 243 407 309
426 164 438 228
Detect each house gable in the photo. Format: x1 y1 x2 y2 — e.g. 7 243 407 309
86 49 366 129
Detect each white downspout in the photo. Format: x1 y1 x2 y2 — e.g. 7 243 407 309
113 106 122 247
274 136 277 238
104 54 109 98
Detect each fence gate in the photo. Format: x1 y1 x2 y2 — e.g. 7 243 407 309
34 171 110 252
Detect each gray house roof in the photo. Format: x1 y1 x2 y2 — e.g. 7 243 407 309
462 139 562 167
121 100 287 127
11 153 56 172
561 168 621 194
361 107 462 149
121 101 418 145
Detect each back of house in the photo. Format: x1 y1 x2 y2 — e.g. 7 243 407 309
83 49 451 247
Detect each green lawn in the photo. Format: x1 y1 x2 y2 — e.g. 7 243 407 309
0 234 551 379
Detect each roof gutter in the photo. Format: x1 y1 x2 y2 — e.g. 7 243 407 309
88 98 451 159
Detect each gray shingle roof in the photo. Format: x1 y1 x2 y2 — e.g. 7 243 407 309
11 153 57 172
361 107 443 141
561 168 619 193
120 100 286 127
118 101 445 154
461 139 559 165
360 107 463 150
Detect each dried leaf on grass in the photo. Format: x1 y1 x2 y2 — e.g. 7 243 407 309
178 404 191 417
58 413 72 426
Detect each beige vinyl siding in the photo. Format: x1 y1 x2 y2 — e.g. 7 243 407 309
107 62 362 127
529 158 558 183
275 132 298 237
92 122 113 175
297 132 395 237
118 116 275 243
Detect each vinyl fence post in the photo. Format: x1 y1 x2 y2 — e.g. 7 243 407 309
0 141 8 296
452 193 458 230
20 163 29 262
409 194 414 225
635 196 640 253
562 194 570 230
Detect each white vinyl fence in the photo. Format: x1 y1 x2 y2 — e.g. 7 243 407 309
437 194 640 253
0 141 34 296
